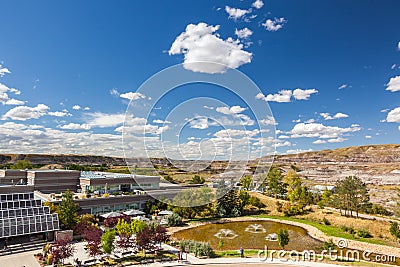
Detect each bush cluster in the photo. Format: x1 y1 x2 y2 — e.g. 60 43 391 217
179 240 214 257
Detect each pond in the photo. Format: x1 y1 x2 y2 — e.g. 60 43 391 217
172 220 323 251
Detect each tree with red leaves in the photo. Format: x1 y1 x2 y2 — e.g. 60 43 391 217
50 238 75 265
75 220 103 258
103 215 131 228
154 225 169 245
136 227 155 254
136 225 169 255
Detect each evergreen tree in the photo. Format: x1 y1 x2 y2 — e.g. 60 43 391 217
277 229 289 249
390 221 400 241
58 190 79 230
335 176 369 218
216 189 242 217
101 229 116 254
265 167 287 198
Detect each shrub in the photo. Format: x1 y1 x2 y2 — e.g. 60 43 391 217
276 201 283 212
179 240 214 257
322 217 331 225
166 213 183 227
323 239 335 251
357 229 372 238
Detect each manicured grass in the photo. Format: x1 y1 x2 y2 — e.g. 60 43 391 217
251 214 388 246
214 249 261 258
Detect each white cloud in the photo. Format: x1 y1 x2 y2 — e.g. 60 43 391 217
386 76 400 92
262 18 286 32
119 92 146 101
0 122 124 157
2 104 49 121
365 135 372 139
380 109 389 113
391 64 397 70
252 0 264 9
320 112 349 120
110 88 119 97
152 119 171 124
313 139 327 144
398 41 400 51
216 105 247 115
72 105 81 110
275 140 291 147
4 99 25 106
117 117 169 135
0 65 10 77
327 137 346 143
214 128 260 138
292 88 318 100
0 83 23 105
263 90 292 103
189 117 209 129
259 116 278 126
235 28 253 39
290 122 360 139
257 88 318 103
85 112 125 128
48 111 71 117
83 107 90 111
58 123 90 130
286 148 313 154
387 107 400 123
338 84 348 90
169 23 252 74
225 6 250 20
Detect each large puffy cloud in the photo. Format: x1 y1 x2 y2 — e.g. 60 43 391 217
387 107 400 123
290 122 360 139
235 28 253 39
386 76 400 92
225 6 250 20
252 0 264 9
169 23 252 74
292 89 318 100
85 112 125 128
262 18 286 31
2 104 49 121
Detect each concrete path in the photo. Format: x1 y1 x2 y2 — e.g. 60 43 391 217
159 244 344 267
0 249 41 267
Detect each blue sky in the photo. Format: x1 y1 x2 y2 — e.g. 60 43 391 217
0 0 399 158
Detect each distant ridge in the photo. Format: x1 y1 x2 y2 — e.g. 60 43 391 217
1 144 400 166
274 144 400 164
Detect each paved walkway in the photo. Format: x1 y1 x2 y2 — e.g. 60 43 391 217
158 244 344 267
0 249 41 267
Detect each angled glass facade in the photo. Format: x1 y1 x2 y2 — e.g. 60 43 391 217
0 192 59 238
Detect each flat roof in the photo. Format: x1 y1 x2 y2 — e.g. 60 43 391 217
27 169 79 173
80 171 160 180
